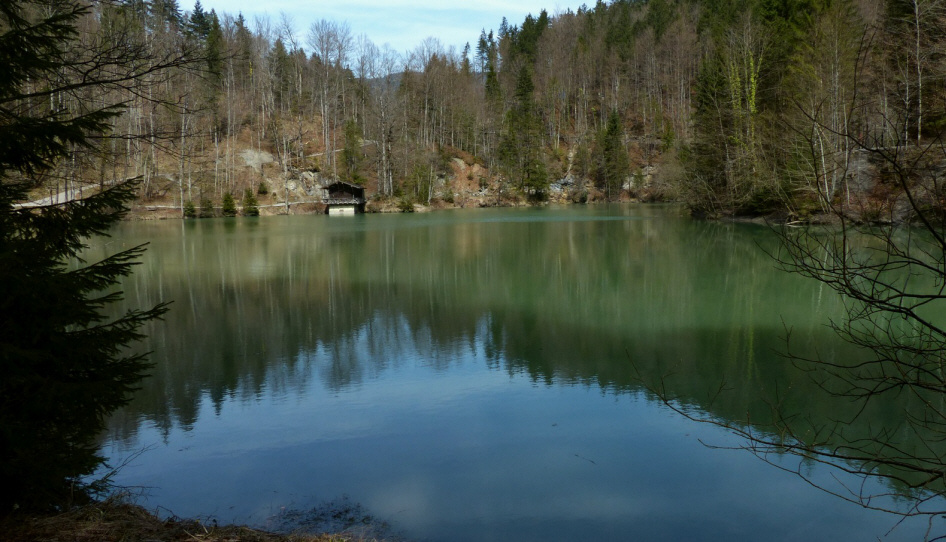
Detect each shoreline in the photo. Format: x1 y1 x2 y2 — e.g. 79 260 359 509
0 498 386 542
124 198 874 227
124 192 649 221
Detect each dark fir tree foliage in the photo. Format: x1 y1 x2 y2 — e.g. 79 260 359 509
187 0 210 39
269 38 293 110
482 31 501 107
644 0 677 42
504 10 550 64
199 196 214 218
242 188 259 216
221 191 236 216
233 12 252 75
593 111 630 199
0 3 116 176
203 10 223 89
183 199 197 218
603 0 639 60
499 66 548 199
572 141 592 180
475 29 489 73
342 119 365 184
150 0 182 31
498 16 510 38
460 42 472 76
0 0 170 512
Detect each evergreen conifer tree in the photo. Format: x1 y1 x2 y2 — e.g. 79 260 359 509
187 0 210 38
221 191 236 216
341 120 365 184
593 111 630 199
475 29 489 73
499 66 548 199
200 10 223 105
0 0 171 512
199 197 214 218
242 188 259 216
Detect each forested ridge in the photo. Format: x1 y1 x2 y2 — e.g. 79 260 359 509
21 0 946 219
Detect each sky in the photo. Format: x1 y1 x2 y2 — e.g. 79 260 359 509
194 0 584 59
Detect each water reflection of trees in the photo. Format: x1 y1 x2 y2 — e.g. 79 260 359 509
95 209 927 499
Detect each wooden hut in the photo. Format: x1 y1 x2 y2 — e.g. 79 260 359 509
323 181 366 215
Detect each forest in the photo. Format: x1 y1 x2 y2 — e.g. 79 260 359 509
16 0 946 220
10 0 946 529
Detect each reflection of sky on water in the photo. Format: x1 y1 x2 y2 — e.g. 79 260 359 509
96 206 941 540
106 334 928 541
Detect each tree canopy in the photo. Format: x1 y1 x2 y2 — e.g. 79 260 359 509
0 0 175 512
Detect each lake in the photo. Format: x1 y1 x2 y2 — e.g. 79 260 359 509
91 204 939 540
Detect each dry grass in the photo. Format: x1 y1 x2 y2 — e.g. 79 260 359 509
0 498 360 542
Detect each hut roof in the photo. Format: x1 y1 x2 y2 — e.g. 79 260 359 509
325 180 364 192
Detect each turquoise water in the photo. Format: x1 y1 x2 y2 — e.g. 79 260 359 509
92 205 938 540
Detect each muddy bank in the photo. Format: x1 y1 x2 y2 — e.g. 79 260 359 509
0 498 395 542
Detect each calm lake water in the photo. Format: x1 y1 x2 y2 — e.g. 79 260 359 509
92 204 939 540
